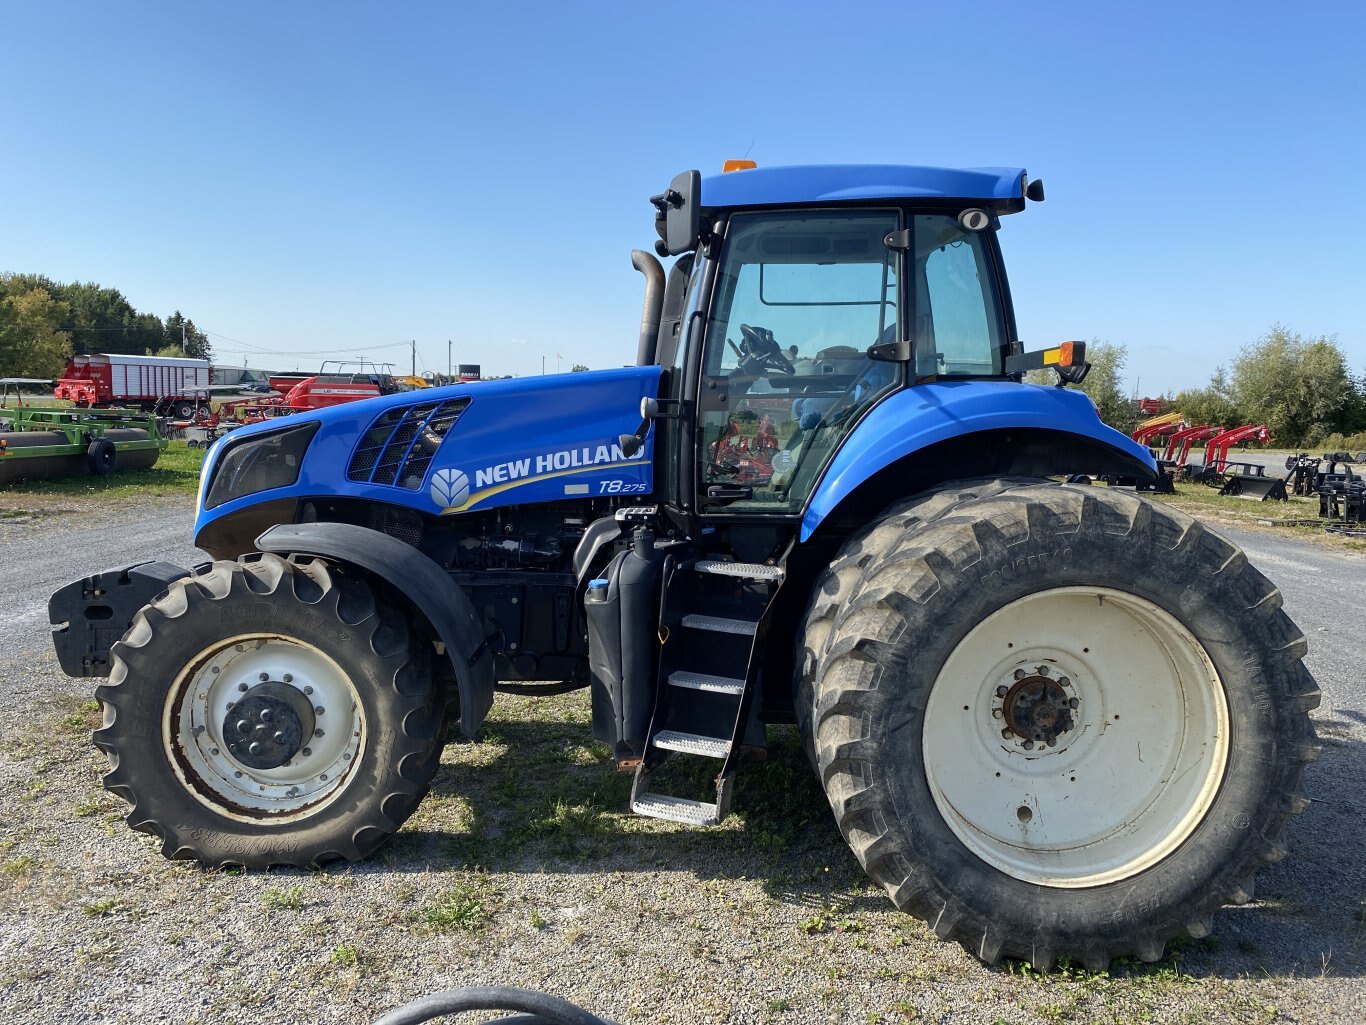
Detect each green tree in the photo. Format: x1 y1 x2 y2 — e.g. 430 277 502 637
162 311 212 360
1173 366 1241 428
58 280 162 356
571 363 589 372
0 279 73 377
1229 326 1351 445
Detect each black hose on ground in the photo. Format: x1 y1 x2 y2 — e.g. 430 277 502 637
372 986 619 1025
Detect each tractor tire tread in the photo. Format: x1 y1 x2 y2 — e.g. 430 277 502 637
95 553 445 869
798 477 1318 969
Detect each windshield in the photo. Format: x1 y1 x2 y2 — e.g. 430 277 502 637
696 209 902 514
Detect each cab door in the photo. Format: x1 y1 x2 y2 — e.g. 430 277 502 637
688 209 905 519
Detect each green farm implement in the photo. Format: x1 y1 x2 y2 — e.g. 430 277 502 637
0 405 168 485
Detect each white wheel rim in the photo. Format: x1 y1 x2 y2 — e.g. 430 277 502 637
163 634 366 822
921 587 1229 888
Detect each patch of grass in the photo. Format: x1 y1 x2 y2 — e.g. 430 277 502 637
423 878 494 932
528 908 547 930
261 885 305 911
329 943 361 968
57 700 101 735
82 898 118 917
1 855 38 877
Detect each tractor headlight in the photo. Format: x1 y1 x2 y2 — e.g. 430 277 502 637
204 421 320 510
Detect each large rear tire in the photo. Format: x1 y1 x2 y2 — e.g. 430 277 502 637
798 479 1319 970
95 553 446 868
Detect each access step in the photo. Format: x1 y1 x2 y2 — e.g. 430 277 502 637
694 559 784 582
652 729 730 758
630 769 734 826
680 613 757 636
667 670 744 696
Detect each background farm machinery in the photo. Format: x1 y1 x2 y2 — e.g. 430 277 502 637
0 404 168 484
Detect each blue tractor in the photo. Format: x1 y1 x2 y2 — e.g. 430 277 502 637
51 164 1318 970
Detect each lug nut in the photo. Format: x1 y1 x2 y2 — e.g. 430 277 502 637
283 674 293 683
302 747 312 757
238 683 249 692
274 732 287 744
260 708 273 723
1023 740 1034 751
249 742 262 755
997 684 1010 697
314 729 324 738
234 771 243 778
1069 698 1079 708
303 686 313 696
237 720 250 733
1036 665 1050 677
314 706 324 715
1013 670 1026 681
259 673 269 682
1058 677 1071 688
1001 728 1012 739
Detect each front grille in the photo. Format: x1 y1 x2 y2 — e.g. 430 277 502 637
348 397 470 490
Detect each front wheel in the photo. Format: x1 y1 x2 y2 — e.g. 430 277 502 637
798 479 1320 970
95 553 445 867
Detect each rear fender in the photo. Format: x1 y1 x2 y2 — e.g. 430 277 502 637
802 381 1156 540
255 523 494 739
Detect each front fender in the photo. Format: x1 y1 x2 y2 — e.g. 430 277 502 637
802 380 1156 540
255 523 493 739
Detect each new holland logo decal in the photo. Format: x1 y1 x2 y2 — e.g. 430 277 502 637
430 443 647 514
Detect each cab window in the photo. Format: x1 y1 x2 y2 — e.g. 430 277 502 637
912 215 1006 376
696 210 901 514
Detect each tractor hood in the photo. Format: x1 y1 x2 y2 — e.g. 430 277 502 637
195 367 661 553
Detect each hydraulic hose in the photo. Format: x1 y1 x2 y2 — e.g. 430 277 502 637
372 986 620 1025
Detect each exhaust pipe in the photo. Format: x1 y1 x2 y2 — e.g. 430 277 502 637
631 249 665 367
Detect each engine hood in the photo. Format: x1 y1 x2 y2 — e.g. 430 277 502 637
195 367 662 545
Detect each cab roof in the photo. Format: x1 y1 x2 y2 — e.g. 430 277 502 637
700 164 1029 213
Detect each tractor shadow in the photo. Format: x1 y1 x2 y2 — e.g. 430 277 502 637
381 700 888 921
370 697 1366 981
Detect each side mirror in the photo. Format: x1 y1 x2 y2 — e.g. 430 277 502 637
619 397 660 457
651 171 701 256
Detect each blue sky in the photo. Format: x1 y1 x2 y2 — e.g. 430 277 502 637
2 1 1362 394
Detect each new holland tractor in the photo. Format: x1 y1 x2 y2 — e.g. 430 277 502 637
50 163 1318 971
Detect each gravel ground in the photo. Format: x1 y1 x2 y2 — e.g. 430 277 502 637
0 491 1363 1025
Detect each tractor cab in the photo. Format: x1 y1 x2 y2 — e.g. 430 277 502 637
637 164 1114 545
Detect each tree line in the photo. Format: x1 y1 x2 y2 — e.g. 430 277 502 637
0 272 212 379
1050 327 1366 450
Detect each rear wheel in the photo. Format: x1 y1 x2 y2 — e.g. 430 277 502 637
95 553 445 867
86 438 116 475
798 479 1320 969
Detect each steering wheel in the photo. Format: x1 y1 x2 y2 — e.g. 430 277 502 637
738 324 796 375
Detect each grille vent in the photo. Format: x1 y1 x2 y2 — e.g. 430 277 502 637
347 397 470 490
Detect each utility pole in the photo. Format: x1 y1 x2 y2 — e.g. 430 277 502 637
411 339 417 377
447 339 452 381
541 355 546 375
181 323 186 353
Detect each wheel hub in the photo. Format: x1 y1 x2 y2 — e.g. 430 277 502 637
223 681 316 770
995 665 1078 750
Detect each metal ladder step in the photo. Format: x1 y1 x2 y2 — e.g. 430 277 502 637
652 730 730 758
667 670 744 696
630 768 734 826
694 559 784 582
680 613 757 636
